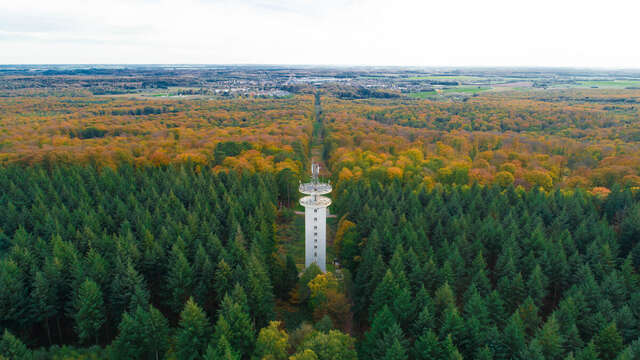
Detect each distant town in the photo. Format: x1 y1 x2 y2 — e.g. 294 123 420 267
2 65 640 100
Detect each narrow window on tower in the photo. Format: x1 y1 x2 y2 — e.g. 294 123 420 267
314 209 317 213
314 218 317 221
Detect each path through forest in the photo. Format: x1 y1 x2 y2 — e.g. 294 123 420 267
310 92 330 178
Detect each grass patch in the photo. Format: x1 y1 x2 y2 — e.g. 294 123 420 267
409 90 438 98
577 80 640 88
408 75 485 81
409 86 490 98
442 86 490 94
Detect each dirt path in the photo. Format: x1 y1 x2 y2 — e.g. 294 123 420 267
310 93 330 178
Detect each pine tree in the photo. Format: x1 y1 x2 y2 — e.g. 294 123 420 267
521 339 545 360
370 270 400 321
112 305 170 360
439 307 464 348
214 259 233 303
110 259 149 323
615 305 639 344
575 342 599 360
175 297 212 360
384 338 408 360
166 245 194 314
392 286 415 331
215 294 255 358
0 259 27 330
464 286 490 327
535 315 564 360
594 322 623 360
486 290 507 328
441 334 463 360
563 323 584 356
517 297 540 337
31 270 56 345
527 264 547 307
412 329 442 360
361 306 398 360
411 305 435 339
204 335 240 360
476 346 494 360
503 313 526 358
504 273 526 313
73 278 105 344
193 243 216 312
434 282 456 319
246 254 275 328
0 330 32 360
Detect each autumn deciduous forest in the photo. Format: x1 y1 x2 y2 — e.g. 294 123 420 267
1 80 639 360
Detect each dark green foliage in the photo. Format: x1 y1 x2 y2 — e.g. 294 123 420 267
0 330 32 360
214 294 255 358
111 305 170 360
383 338 408 360
214 141 253 165
204 335 240 360
575 342 599 360
72 279 105 344
175 297 211 360
412 329 441 360
361 306 401 360
334 178 640 360
2 163 640 358
0 164 280 351
594 322 624 360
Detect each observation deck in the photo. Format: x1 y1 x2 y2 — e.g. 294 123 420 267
299 182 332 195
299 195 332 208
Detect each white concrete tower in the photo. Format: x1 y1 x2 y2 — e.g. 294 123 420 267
299 163 332 272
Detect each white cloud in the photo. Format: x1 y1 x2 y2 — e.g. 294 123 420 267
0 0 638 67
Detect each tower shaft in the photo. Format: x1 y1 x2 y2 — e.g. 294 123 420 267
304 205 327 271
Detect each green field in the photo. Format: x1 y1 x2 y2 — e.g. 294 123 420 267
409 86 490 98
408 75 485 81
577 80 640 88
408 90 438 98
442 86 490 94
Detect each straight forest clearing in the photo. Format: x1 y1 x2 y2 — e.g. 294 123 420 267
273 93 341 332
276 93 337 272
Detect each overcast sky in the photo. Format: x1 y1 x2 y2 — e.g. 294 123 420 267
1 0 639 68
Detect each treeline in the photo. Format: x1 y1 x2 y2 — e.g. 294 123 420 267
332 178 640 359
0 164 357 359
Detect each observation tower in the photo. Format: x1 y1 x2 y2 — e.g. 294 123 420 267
299 163 332 272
